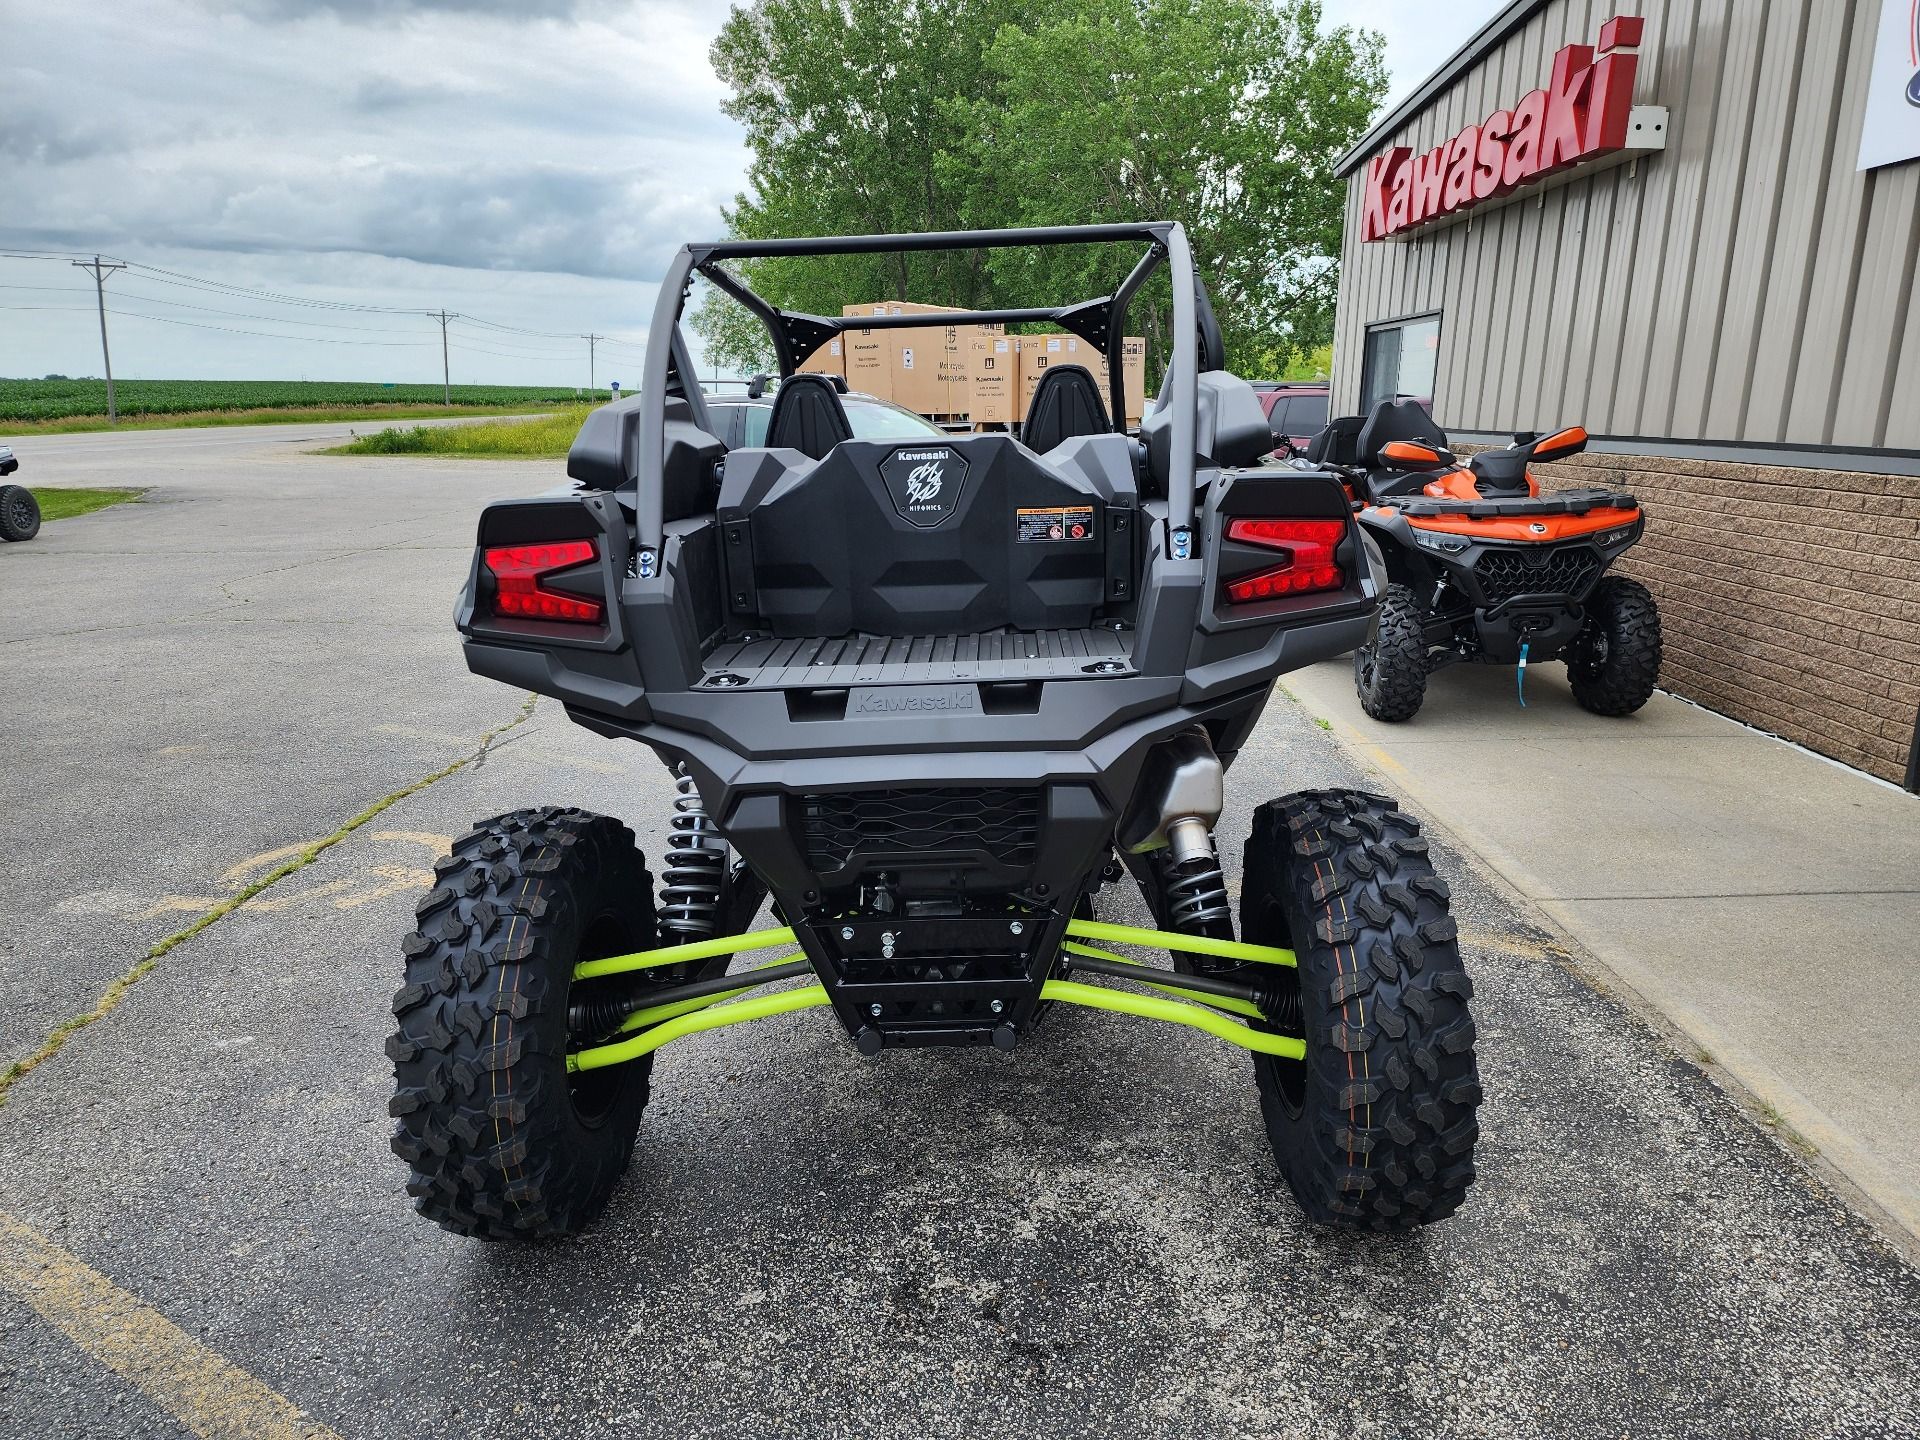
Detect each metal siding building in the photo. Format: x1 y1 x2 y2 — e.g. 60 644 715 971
1330 0 1920 787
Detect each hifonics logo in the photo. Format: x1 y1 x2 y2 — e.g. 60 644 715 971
1362 16 1646 241
879 446 968 528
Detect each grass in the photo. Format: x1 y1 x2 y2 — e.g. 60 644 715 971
326 406 594 459
8 405 568 437
0 378 595 428
31 487 145 521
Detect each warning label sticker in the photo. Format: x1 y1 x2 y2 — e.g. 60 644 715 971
1017 505 1095 542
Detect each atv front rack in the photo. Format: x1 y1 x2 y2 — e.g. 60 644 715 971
566 920 1301 1074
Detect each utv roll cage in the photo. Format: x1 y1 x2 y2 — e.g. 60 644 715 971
634 222 1208 558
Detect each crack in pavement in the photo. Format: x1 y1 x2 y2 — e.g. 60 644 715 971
0 694 539 1110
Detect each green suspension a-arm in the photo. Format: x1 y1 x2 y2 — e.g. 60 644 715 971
564 918 1300 1072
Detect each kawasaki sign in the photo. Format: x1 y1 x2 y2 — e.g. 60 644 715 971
1362 16 1665 242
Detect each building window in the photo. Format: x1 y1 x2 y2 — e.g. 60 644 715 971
1361 314 1441 412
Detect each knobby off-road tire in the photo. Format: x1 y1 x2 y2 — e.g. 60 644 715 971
389 807 658 1240
1244 790 1481 1230
0 485 40 542
1354 584 1428 722
1567 576 1661 716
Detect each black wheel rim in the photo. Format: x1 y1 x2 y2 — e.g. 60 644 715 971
1355 642 1378 692
6 496 31 532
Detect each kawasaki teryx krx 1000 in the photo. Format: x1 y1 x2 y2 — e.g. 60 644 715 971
388 224 1482 1241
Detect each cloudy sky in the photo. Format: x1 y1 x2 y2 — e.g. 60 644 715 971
0 0 1498 387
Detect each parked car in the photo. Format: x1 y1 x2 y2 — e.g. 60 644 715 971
701 376 946 447
0 444 17 476
1255 383 1330 458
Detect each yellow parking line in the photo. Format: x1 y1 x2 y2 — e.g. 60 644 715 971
0 1211 343 1440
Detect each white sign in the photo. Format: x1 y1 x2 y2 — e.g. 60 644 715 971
1858 0 1920 170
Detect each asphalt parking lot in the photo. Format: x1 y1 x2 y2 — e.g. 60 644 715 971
3 425 1918 1440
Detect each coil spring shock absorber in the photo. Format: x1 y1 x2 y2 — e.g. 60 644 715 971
660 767 727 937
1164 816 1230 932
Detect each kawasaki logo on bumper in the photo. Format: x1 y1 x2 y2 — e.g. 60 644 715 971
880 446 969 528
849 685 979 715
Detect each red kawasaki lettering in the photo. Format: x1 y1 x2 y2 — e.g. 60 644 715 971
1409 144 1448 224
1362 147 1408 242
1386 157 1413 232
1474 110 1511 202
1502 88 1547 190
1442 125 1479 210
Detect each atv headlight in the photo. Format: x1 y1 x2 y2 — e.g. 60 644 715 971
1411 528 1469 555
1595 525 1638 547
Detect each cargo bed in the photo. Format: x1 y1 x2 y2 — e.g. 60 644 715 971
700 628 1134 689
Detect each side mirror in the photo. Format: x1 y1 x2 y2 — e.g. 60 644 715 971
1381 440 1448 469
1529 425 1588 464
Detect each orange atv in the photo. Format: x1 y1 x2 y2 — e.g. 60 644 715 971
1304 399 1661 722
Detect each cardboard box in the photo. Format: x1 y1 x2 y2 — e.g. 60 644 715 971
1016 333 1148 423
842 319 891 403
966 331 1016 424
841 302 999 418
1120 336 1147 423
797 335 844 379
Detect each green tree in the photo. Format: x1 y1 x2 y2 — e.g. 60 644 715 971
698 0 1384 381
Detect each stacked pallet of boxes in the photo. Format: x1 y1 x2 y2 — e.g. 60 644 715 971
798 301 1146 429
1014 334 1147 425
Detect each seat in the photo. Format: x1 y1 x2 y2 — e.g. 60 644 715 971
1022 364 1110 453
765 373 854 460
1305 415 1362 467
1356 398 1445 469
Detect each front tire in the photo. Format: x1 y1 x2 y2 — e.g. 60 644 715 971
1568 576 1661 716
388 807 658 1240
1354 584 1428 722
1244 790 1481 1230
0 485 40 542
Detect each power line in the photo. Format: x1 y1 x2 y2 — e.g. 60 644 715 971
0 303 438 347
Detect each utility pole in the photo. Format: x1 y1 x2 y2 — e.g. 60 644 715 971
435 309 452 404
72 256 127 423
583 334 603 391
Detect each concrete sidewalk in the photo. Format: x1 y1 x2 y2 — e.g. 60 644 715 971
1286 656 1920 1242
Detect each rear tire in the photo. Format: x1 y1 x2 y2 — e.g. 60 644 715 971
388 807 658 1240
1354 584 1428 722
0 485 40 542
1568 576 1661 716
1243 790 1481 1230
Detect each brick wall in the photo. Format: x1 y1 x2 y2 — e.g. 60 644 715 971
1533 451 1920 787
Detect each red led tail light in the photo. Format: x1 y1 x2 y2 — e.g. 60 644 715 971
483 539 604 623
1222 518 1346 602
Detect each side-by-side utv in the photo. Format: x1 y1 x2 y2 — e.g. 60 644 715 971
388 223 1482 1241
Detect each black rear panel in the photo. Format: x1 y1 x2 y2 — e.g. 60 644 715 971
716 435 1134 639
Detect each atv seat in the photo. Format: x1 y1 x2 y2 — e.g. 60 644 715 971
1357 398 1447 501
1305 415 1362 467
1023 364 1110 453
766 374 854 460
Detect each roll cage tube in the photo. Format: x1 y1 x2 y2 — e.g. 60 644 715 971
633 222 1200 556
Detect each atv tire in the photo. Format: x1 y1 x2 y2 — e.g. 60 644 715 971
1568 576 1661 716
1244 790 1480 1230
1354 584 1427 722
0 485 40 542
389 807 658 1240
